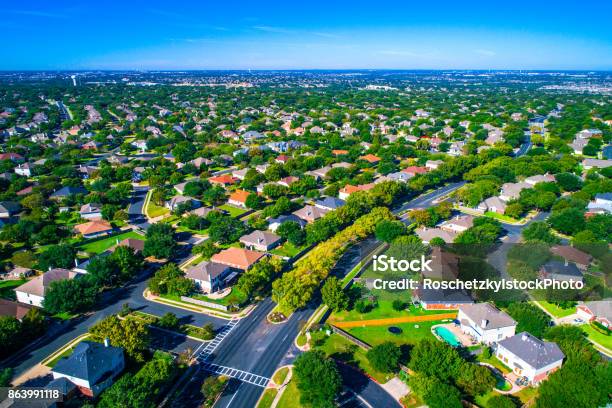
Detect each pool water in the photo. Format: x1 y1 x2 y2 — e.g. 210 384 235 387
434 326 461 347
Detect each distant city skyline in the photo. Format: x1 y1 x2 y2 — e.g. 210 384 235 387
2 0 611 70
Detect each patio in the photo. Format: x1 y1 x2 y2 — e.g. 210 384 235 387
433 322 477 347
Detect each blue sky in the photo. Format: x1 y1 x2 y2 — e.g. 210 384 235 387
2 0 611 70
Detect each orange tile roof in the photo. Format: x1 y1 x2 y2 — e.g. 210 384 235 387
359 154 381 163
229 189 251 204
332 149 349 155
209 175 237 185
211 247 265 270
74 220 113 235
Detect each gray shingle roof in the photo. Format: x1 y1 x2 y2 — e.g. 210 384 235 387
52 341 123 384
498 332 564 369
459 303 516 329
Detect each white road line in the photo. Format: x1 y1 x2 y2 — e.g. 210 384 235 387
200 363 270 387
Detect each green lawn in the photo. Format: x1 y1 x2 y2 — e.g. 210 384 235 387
192 287 248 307
476 352 512 374
346 319 441 347
331 301 449 322
147 200 170 218
0 279 27 300
78 230 144 254
536 301 576 318
218 204 248 218
314 332 394 383
484 211 519 223
45 338 89 368
581 324 612 352
270 242 305 258
273 367 290 385
276 378 304 408
257 388 278 408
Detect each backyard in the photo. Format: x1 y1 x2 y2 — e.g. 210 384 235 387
0 278 27 300
218 204 248 218
77 230 145 254
536 301 576 318
581 323 612 352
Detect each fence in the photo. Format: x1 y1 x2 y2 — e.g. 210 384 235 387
180 296 229 311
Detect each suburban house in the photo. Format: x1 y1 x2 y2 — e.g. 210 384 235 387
413 286 473 310
2 266 33 280
496 332 564 384
457 303 517 345
525 174 556 185
387 171 412 183
110 238 145 254
50 186 89 200
239 230 282 252
51 340 125 397
550 245 592 270
277 176 299 188
185 261 232 293
228 190 251 208
15 268 79 307
359 154 381 164
401 166 429 178
74 220 113 239
582 158 612 170
232 168 250 180
440 214 474 234
0 299 33 320
166 195 201 211
338 183 375 200
425 247 460 280
314 197 345 211
415 227 457 244
499 182 530 202
0 201 20 218
576 301 612 328
539 260 583 282
477 196 507 215
208 174 238 187
14 162 32 176
267 214 306 232
211 247 265 271
79 203 103 220
293 205 329 223
425 159 443 170
587 193 612 214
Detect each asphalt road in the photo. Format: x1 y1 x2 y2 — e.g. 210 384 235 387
128 185 151 230
3 253 227 378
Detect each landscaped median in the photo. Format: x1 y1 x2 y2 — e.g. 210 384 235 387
143 288 255 320
332 312 458 329
121 310 214 341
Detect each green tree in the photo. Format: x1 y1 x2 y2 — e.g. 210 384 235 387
89 315 149 362
293 351 342 408
374 219 406 243
144 223 177 259
43 278 97 314
521 221 559 244
506 302 551 338
456 362 496 396
366 342 401 373
321 277 349 312
37 244 76 270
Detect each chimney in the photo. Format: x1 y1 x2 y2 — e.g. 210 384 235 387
74 258 78 267
481 319 488 328
104 337 110 347
564 259 568 267
521 333 528 341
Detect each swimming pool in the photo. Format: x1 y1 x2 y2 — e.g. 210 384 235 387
434 326 461 347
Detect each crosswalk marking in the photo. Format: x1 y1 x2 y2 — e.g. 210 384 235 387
200 362 270 387
194 318 239 361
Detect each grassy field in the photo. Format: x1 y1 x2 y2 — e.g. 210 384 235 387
581 323 612 351
78 230 144 254
476 352 512 374
0 279 27 300
314 332 395 383
257 388 278 408
276 378 303 408
346 319 441 346
536 301 576 318
484 211 519 223
330 301 449 323
218 204 248 218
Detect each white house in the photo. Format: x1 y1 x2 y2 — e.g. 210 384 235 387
496 332 564 384
15 268 78 307
185 261 231 293
457 303 516 345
